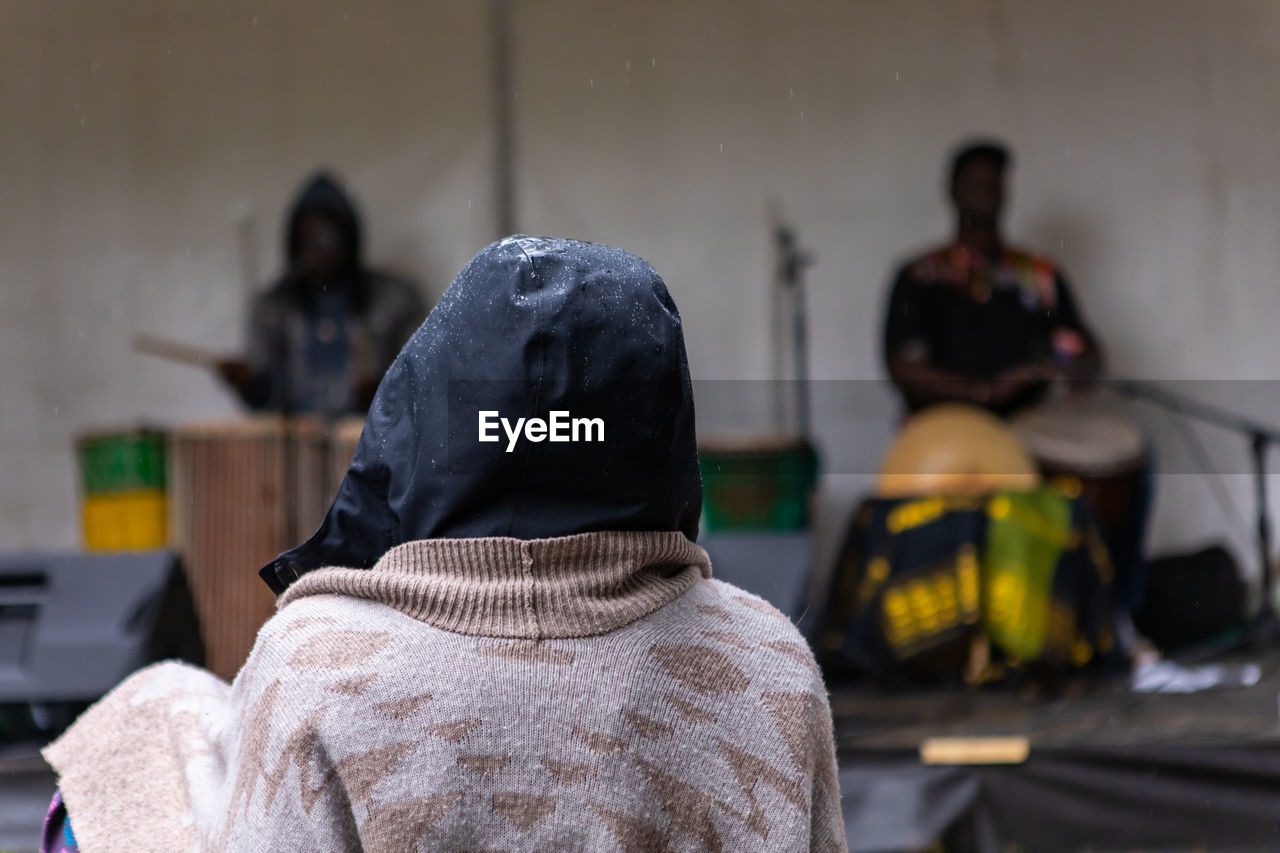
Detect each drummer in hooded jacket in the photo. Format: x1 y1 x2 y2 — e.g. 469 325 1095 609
882 140 1103 417
217 171 428 416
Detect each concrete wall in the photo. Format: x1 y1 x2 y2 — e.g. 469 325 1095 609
4 1 1280 584
0 1 497 547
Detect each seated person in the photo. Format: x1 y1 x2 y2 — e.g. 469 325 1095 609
42 237 847 852
881 147 1149 621
883 140 1102 417
218 171 427 416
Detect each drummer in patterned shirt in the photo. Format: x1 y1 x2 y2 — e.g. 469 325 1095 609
880 142 1158 624
883 140 1102 417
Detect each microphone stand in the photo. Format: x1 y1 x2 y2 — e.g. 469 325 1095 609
775 223 815 440
1113 379 1280 641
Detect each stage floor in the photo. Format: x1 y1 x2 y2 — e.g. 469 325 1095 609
834 651 1280 751
832 649 1280 852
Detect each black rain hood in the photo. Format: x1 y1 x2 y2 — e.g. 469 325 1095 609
282 171 366 305
286 171 362 268
261 235 702 593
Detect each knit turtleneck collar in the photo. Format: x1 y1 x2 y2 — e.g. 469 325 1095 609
276 531 711 640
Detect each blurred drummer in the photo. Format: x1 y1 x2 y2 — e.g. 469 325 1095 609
216 171 428 416
883 140 1102 417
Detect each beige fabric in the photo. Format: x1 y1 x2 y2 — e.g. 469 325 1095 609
278 531 712 639
44 531 848 852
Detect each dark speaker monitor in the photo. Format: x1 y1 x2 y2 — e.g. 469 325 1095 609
0 551 203 706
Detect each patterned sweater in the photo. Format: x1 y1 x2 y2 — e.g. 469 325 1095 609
43 531 847 851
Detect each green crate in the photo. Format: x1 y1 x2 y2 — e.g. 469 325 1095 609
699 437 818 532
75 429 168 495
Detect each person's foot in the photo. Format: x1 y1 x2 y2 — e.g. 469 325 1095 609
1116 611 1160 669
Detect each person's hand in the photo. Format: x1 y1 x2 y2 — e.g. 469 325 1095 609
1049 327 1102 387
966 379 995 407
985 362 1049 404
215 359 255 393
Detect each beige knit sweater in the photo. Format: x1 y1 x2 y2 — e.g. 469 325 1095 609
44 531 847 852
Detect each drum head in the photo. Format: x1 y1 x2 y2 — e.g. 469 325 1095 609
876 404 1040 497
1012 401 1145 477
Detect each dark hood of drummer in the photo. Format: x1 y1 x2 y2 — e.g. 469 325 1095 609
216 171 428 416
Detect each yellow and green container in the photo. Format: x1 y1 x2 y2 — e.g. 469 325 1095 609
76 429 168 550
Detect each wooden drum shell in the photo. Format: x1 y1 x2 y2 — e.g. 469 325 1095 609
168 418 330 679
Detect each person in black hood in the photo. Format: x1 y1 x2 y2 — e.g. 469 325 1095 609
217 171 428 415
261 235 703 592
41 237 848 852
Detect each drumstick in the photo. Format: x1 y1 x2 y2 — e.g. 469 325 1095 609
132 333 225 370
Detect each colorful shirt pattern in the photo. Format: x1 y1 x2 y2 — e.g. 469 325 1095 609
882 242 1097 414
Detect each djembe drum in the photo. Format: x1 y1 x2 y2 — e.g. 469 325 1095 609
875 403 1041 497
168 418 330 678
1010 398 1147 554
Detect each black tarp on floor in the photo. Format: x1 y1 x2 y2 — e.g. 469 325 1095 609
834 653 1280 851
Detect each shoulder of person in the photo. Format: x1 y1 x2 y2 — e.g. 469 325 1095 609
1001 244 1061 276
900 243 967 286
260 590 392 637
1001 245 1063 306
246 591 405 683
680 579 821 680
